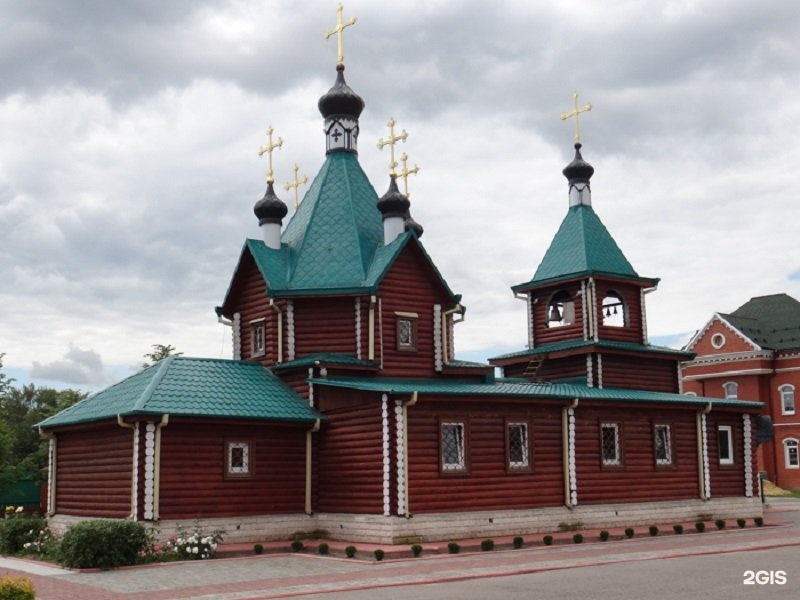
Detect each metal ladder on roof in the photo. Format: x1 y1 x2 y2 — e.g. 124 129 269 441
523 356 544 381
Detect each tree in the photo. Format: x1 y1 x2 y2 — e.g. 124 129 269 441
142 344 182 369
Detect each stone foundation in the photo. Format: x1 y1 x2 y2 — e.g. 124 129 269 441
48 496 762 545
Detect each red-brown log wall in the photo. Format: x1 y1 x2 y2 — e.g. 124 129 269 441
706 413 748 498
293 296 358 357
158 420 307 519
532 283 586 346
600 355 679 392
406 399 565 513
573 406 700 504
55 423 133 518
594 282 644 344
230 254 275 364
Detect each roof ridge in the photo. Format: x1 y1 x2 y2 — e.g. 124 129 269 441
131 355 175 413
341 153 372 281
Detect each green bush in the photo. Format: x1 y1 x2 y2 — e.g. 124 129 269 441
512 536 524 549
624 527 634 539
736 518 746 529
447 541 460 554
0 517 46 555
253 544 263 555
649 525 659 537
480 539 494 551
374 548 385 561
572 533 583 544
290 540 304 552
754 516 764 527
715 519 726 530
345 545 357 558
673 524 683 534
542 535 553 546
60 520 152 569
411 544 423 557
317 542 329 555
0 576 35 600
695 521 706 533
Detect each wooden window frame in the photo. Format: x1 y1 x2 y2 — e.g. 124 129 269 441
396 312 418 352
718 425 734 466
653 423 674 468
225 439 254 479
439 418 469 476
505 419 532 473
600 422 623 468
250 319 266 358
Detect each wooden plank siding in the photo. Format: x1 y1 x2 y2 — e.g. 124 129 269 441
406 399 565 513
293 296 359 357
594 282 644 344
378 244 456 377
55 423 133 518
231 253 275 364
158 420 308 519
599 355 679 393
573 407 700 504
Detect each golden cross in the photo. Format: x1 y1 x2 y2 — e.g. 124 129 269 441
377 117 408 176
284 164 309 210
324 3 357 64
257 126 283 184
560 91 592 143
398 153 419 197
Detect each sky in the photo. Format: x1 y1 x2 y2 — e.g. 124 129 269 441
1 0 799 392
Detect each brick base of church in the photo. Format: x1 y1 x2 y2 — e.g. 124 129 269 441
48 497 763 545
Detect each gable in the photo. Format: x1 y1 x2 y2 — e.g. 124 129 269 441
685 314 761 355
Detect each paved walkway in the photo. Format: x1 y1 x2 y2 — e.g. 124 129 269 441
2 499 800 600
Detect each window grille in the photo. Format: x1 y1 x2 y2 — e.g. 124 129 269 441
601 423 620 465
785 439 799 468
508 422 529 469
226 441 251 477
441 422 466 471
654 424 672 465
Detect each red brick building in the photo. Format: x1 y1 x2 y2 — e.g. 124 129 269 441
681 293 800 489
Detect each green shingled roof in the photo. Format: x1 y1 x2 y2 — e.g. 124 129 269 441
308 375 762 409
490 339 693 362
514 204 657 289
37 357 320 429
721 293 800 351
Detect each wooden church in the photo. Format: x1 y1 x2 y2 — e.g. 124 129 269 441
38 8 763 545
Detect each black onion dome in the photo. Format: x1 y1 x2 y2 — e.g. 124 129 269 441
377 176 410 218
318 64 365 119
562 142 595 184
253 182 288 225
404 214 424 238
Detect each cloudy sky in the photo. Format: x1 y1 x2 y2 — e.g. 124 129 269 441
2 0 799 391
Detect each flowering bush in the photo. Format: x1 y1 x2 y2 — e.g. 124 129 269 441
0 512 46 555
165 527 223 560
22 525 56 557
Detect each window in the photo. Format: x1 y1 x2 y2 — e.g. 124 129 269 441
723 382 738 399
546 291 575 328
654 424 673 466
440 421 467 473
780 385 795 415
396 313 418 351
600 423 621 466
601 291 625 327
507 421 530 471
225 440 253 478
251 320 266 357
784 439 799 469
718 426 734 465
711 333 726 349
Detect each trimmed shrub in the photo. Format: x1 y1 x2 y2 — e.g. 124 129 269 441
253 544 263 555
411 544 423 557
290 540 304 552
624 527 635 539
374 549 385 561
542 535 553 546
572 533 583 544
715 519 726 530
480 539 494 552
649 525 659 537
754 516 764 527
165 527 222 561
695 521 706 533
513 536 524 549
673 524 683 535
0 576 35 600
599 530 609 542
0 517 46 555
345 545 357 558
447 541 460 554
317 542 329 555
737 518 746 529
60 520 152 569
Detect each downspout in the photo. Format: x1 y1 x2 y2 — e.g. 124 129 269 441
562 399 579 508
403 392 418 517
38 428 56 516
117 416 138 520
217 316 232 326
697 402 712 500
153 414 169 520
641 286 658 344
269 299 283 363
368 296 376 360
305 419 321 515
441 304 464 365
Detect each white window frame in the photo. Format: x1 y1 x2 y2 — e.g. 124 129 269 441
654 424 673 466
507 421 530 470
718 425 734 465
784 439 799 469
601 423 621 466
780 385 795 416
251 319 266 357
440 421 467 472
723 381 738 400
225 440 252 478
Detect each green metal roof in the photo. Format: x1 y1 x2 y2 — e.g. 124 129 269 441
490 339 693 362
38 357 320 429
272 352 380 371
308 375 763 409
721 293 800 351
514 204 657 289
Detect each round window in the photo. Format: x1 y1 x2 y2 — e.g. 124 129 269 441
711 333 726 349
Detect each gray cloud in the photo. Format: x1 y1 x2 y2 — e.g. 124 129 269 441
30 345 113 385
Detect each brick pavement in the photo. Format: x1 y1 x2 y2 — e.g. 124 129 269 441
2 499 799 600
